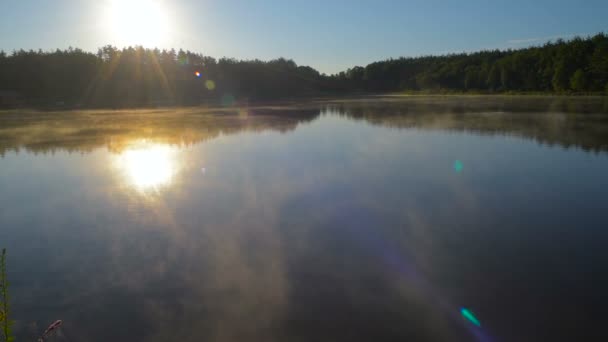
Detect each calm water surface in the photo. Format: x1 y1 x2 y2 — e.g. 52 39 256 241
1 97 608 342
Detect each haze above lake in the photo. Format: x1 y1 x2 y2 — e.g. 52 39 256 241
1 96 607 342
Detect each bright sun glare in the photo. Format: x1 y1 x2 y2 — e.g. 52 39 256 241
104 0 170 47
115 144 177 190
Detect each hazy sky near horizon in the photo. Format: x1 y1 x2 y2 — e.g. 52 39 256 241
1 0 607 74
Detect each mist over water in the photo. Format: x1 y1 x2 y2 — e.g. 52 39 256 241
1 96 608 342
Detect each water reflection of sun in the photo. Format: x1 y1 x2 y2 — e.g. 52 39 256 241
114 143 177 190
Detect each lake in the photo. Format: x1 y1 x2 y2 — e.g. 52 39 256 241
1 96 608 342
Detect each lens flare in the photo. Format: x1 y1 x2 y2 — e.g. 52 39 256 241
205 79 216 90
454 160 464 173
178 55 189 65
195 71 202 78
461 308 481 327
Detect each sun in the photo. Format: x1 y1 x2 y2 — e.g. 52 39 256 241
104 0 170 47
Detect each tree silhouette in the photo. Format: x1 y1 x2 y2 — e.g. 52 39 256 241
0 33 606 108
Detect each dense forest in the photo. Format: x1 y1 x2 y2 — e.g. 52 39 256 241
0 33 607 107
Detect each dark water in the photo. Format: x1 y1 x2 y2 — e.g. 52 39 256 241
1 96 608 342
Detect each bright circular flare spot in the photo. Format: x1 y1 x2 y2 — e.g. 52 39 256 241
104 0 170 47
195 71 202 78
115 144 176 190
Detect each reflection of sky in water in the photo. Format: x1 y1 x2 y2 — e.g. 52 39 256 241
0 103 608 342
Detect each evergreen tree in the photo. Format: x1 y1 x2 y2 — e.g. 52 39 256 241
570 69 588 91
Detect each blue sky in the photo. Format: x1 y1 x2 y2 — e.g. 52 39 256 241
1 0 607 74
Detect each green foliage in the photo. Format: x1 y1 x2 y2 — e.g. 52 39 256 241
486 65 501 90
570 69 588 91
0 249 14 342
0 33 606 108
552 63 570 91
342 33 607 94
464 66 479 90
0 47 322 107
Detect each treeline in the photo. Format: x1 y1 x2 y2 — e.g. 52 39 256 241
0 33 607 107
0 46 324 107
338 33 608 94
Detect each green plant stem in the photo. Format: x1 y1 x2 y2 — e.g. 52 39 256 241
0 248 12 342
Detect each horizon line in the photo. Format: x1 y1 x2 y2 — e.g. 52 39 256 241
1 32 605 75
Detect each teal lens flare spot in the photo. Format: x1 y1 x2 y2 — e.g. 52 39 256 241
454 160 464 173
460 308 481 327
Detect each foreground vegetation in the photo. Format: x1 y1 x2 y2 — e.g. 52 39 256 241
0 249 14 342
0 34 606 107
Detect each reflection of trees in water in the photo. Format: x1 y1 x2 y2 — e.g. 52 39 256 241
1 97 608 156
324 96 608 153
324 95 608 114
0 107 322 156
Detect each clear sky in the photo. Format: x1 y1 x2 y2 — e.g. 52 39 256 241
1 0 607 74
